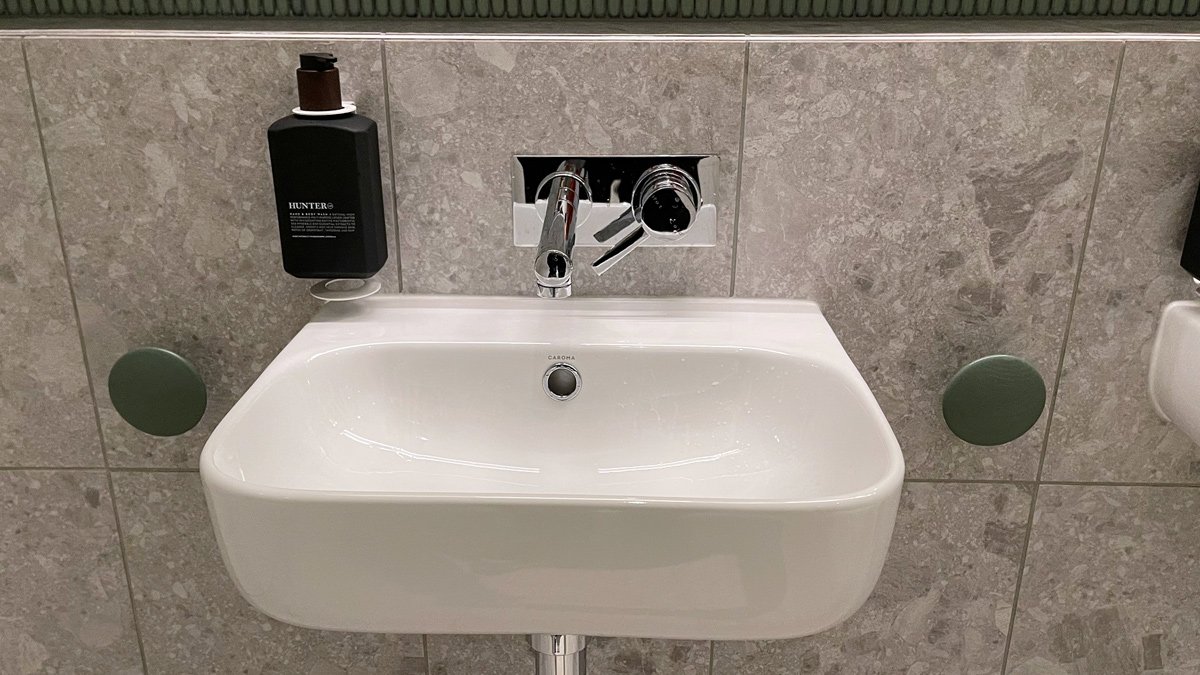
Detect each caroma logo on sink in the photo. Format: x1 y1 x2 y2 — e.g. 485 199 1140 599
547 354 575 361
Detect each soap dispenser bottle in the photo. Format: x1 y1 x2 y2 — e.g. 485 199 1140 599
1182 180 1200 280
267 53 388 279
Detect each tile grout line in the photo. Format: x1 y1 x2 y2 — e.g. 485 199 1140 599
109 466 201 473
0 465 201 473
726 40 751 299
19 37 150 675
905 477 1037 486
997 479 1039 675
8 468 1195 485
708 639 716 675
378 37 405 293
998 40 1127 675
0 465 110 471
1042 479 1200 489
422 634 432 675
7 470 1191 486
10 29 1200 43
1034 38 1126 489
103 473 151 674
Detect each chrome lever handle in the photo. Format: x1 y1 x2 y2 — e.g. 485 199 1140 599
592 223 648 275
591 164 700 276
593 207 636 243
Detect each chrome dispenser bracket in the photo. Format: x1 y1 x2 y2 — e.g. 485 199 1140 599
309 277 382 302
512 155 718 248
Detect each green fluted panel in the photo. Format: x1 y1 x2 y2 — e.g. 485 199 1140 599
5 0 1200 17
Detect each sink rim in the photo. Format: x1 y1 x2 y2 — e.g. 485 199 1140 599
200 294 904 511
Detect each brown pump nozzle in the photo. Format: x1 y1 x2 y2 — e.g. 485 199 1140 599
296 53 343 112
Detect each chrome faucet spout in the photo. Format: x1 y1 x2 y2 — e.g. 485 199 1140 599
534 159 588 299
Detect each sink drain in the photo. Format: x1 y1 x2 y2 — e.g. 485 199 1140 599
544 363 581 401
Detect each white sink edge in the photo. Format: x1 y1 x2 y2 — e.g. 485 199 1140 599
311 294 828 318
199 456 904 509
201 294 904 508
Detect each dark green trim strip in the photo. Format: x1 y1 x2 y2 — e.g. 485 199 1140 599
6 0 1200 15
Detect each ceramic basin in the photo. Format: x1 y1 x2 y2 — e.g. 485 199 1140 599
199 296 903 640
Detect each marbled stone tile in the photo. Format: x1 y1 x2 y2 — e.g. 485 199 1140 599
1043 42 1200 483
386 40 744 296
112 471 424 673
587 637 710 675
713 482 1032 675
734 41 1120 480
426 634 534 674
0 471 141 674
25 38 399 468
1007 486 1200 674
0 39 100 468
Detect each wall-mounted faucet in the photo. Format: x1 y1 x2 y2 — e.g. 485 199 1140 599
515 155 719 298
533 160 589 298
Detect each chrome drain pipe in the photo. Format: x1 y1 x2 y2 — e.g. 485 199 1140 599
530 634 586 675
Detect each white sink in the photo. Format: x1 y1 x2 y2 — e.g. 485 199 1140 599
199 296 903 640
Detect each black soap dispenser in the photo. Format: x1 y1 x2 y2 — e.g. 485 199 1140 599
1183 184 1200 280
268 53 388 279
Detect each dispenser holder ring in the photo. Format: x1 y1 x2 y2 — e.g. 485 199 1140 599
292 101 358 117
309 277 381 302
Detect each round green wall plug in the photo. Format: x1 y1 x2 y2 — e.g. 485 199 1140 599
108 347 207 437
942 354 1046 446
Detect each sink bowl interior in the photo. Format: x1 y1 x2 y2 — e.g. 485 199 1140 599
210 343 894 502
200 296 904 639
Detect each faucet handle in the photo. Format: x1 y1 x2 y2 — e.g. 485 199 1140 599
635 164 699 239
591 221 649 276
592 164 700 276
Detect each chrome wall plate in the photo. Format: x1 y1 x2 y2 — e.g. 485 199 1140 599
512 155 718 248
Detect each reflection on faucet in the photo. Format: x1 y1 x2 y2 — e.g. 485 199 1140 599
533 159 588 299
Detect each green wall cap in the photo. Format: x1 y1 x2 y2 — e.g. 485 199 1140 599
108 347 207 437
942 354 1046 447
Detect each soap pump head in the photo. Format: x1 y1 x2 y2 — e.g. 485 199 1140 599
295 52 343 113
299 53 337 71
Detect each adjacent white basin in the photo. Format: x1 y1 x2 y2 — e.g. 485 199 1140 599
1150 300 1200 443
199 296 903 640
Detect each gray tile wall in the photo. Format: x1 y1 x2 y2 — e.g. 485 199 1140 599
24 37 400 470
0 39 100 469
734 41 1119 481
1044 41 1200 484
387 40 744 297
1 31 1198 675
